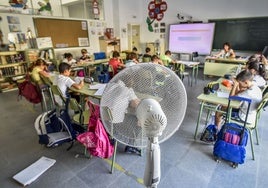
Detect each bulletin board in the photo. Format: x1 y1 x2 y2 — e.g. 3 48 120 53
33 18 89 48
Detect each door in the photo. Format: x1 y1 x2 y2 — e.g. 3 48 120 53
127 24 140 52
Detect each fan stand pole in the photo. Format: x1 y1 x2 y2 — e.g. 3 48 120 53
143 137 161 188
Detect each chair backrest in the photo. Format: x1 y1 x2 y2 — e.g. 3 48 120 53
162 59 168 66
259 93 268 111
40 74 52 87
179 64 186 72
142 57 151 62
108 65 115 77
262 84 268 97
50 85 81 112
120 52 127 60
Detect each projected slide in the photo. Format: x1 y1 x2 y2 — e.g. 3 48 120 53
169 23 215 55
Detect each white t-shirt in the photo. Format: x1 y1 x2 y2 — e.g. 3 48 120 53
219 49 234 58
125 60 136 67
62 58 77 66
238 84 262 123
53 74 75 98
253 75 266 88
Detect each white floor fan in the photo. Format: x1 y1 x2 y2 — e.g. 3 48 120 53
100 63 187 188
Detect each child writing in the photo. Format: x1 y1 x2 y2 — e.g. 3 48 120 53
79 49 91 62
62 53 77 66
53 63 84 100
108 51 125 75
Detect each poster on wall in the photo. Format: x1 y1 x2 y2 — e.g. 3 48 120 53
7 16 21 32
78 38 89 47
81 21 87 30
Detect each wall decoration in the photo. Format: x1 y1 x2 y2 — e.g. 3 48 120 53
9 0 28 9
78 38 89 47
160 22 165 27
7 16 20 24
38 0 52 14
92 0 99 15
146 0 168 32
160 28 165 33
7 16 21 32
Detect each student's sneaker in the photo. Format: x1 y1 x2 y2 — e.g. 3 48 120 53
125 146 141 156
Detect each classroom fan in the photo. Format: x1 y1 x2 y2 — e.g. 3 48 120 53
100 63 187 188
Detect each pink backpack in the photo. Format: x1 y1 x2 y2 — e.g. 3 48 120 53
77 101 114 158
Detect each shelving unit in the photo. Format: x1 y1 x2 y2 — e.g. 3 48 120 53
25 47 57 68
0 51 27 92
99 38 120 58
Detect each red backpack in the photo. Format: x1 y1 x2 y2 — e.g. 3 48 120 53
18 75 42 104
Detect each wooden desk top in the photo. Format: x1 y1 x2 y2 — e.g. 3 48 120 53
205 56 247 64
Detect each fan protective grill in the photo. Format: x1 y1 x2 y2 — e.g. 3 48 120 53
100 63 187 147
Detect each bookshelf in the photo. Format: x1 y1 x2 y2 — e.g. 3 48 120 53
0 51 27 92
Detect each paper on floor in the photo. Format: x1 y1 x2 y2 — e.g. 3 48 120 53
13 156 56 186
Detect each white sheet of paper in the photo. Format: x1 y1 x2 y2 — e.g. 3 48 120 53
90 83 106 90
217 91 229 98
94 85 106 96
13 156 56 186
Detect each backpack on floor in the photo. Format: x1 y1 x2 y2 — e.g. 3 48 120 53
34 98 79 148
200 124 217 143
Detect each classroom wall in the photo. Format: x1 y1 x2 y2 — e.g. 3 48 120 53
113 0 143 50
139 0 268 50
1 0 268 54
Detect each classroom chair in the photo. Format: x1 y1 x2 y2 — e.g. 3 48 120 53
230 94 268 160
50 85 90 127
142 57 151 62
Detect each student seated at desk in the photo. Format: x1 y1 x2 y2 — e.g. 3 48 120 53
246 59 267 88
79 49 91 62
53 63 84 102
214 42 236 58
142 47 152 59
62 53 77 66
248 54 268 65
151 55 164 65
29 59 50 86
125 52 139 67
108 51 126 75
160 50 176 67
215 70 262 130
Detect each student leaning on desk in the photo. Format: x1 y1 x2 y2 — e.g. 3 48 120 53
214 42 236 58
53 63 84 102
215 70 262 131
29 59 50 86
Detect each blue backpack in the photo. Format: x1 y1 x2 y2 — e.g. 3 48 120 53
200 124 217 143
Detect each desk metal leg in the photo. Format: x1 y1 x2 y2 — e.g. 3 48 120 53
110 140 117 174
194 101 204 140
190 65 198 87
195 65 198 84
191 67 194 87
